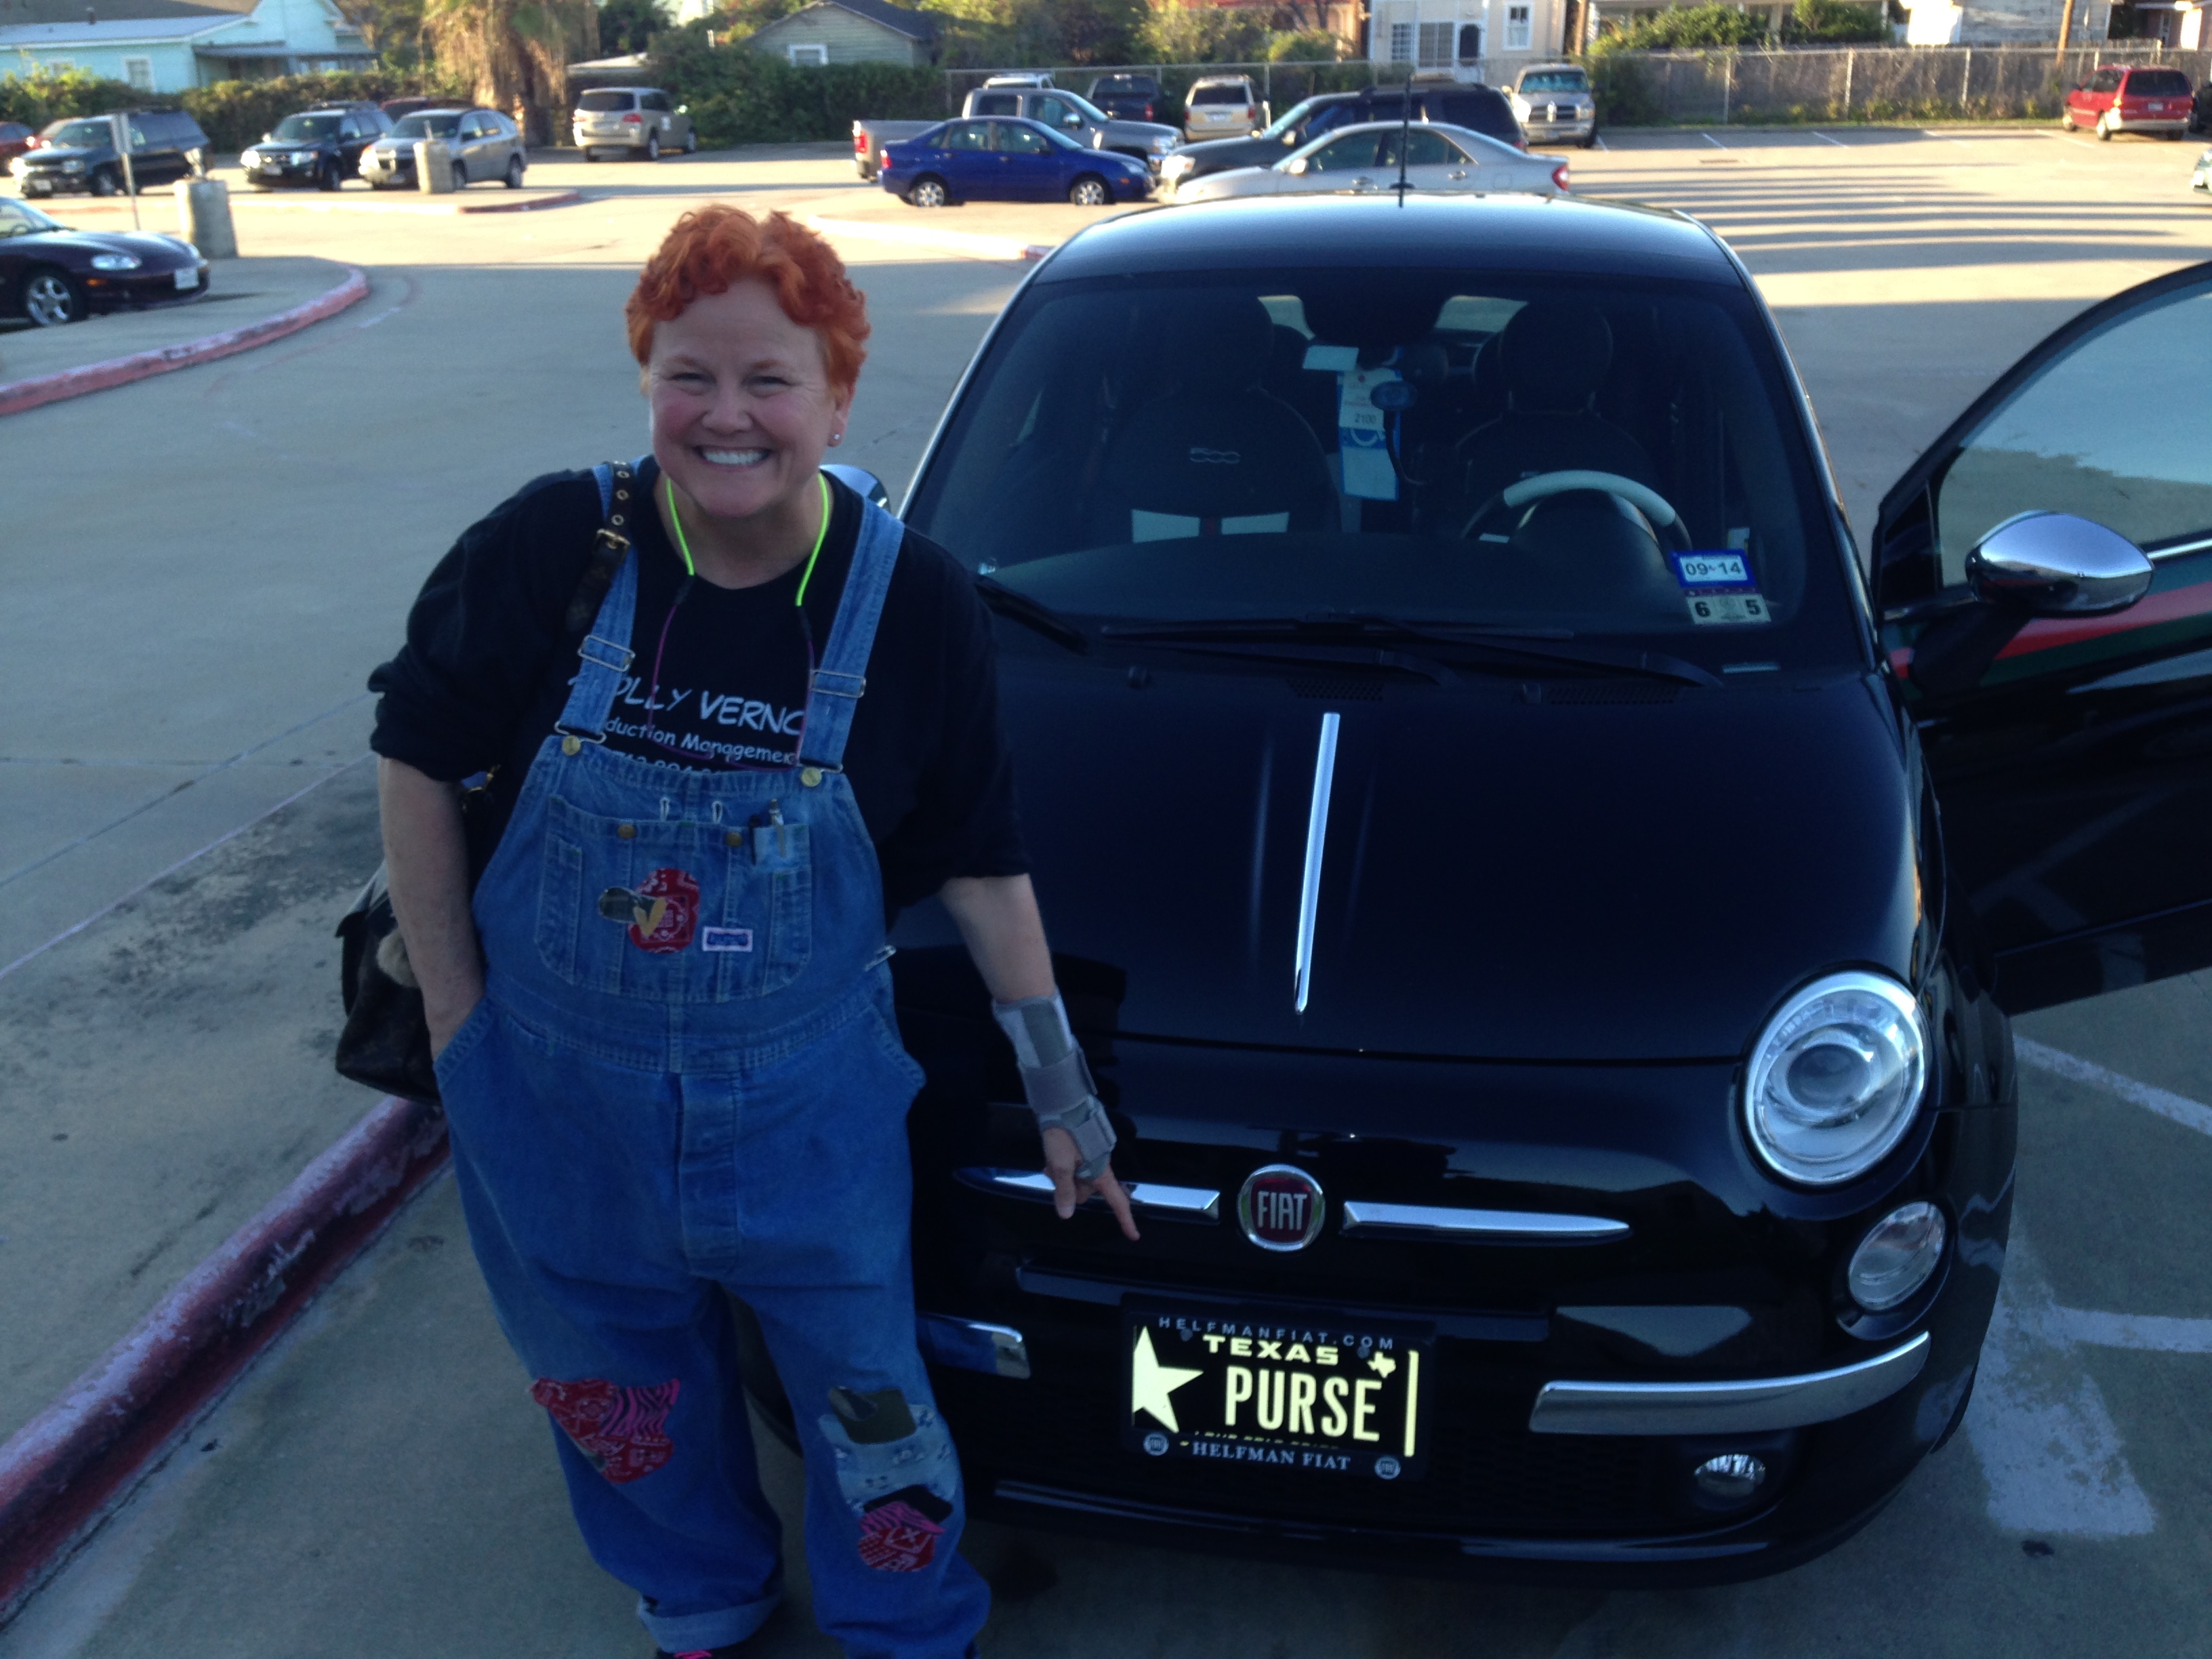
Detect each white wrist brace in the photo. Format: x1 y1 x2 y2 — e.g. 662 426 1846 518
991 989 1117 1181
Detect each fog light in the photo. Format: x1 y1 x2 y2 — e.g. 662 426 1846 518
1848 1201 1946 1311
1693 1452 1767 1502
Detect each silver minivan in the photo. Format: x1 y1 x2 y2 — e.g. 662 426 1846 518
361 108 527 189
573 87 697 161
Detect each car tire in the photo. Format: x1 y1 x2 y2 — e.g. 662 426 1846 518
505 154 525 188
20 265 83 327
319 159 342 192
683 127 698 154
907 174 949 208
452 161 468 190
583 146 598 162
1069 173 1110 206
1579 131 1597 149
89 168 120 197
645 131 660 162
2061 110 2076 129
2096 115 2113 141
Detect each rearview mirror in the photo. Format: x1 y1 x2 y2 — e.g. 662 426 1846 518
1966 512 2153 616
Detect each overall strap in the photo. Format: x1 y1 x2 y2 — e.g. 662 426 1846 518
798 497 903 772
556 461 640 743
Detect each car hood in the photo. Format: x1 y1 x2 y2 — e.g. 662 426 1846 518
22 144 109 162
26 227 190 258
1103 119 1181 140
990 656 1919 1062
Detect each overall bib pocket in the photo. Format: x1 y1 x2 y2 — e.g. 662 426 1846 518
535 793 813 1002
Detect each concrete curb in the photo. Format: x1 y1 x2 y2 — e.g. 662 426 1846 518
0 263 368 418
236 188 583 216
802 213 1052 262
0 1094 451 1625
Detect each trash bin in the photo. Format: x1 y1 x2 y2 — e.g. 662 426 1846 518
173 178 237 258
415 139 455 194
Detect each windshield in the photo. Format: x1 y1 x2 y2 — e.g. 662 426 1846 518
906 270 1855 668
1521 71 1589 92
0 198 58 235
52 119 114 147
392 114 462 138
1260 97 1323 139
1037 121 1084 150
1061 91 1110 123
273 114 343 140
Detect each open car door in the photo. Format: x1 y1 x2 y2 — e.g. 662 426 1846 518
1876 262 2212 1014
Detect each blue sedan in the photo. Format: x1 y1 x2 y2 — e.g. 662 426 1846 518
880 117 1153 208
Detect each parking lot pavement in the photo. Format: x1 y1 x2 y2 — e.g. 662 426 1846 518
0 257 356 384
3 131 2211 1656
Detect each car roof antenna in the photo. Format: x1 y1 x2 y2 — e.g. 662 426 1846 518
1393 65 1414 203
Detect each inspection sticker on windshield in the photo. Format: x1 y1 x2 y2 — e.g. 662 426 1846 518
1671 552 1755 590
1335 367 1401 502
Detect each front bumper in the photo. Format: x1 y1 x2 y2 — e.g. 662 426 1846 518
361 154 416 185
83 261 212 312
1524 117 1596 143
244 157 326 187
13 170 84 197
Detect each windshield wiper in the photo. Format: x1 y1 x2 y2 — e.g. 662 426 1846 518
977 576 1087 654
1100 615 1721 687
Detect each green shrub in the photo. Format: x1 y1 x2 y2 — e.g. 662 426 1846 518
1593 3 1767 49
181 70 464 150
0 67 155 129
648 27 947 144
1783 0 1889 43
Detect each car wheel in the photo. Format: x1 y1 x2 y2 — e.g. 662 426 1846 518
452 162 468 190
682 127 697 154
1069 173 1109 206
505 154 525 188
645 131 660 162
20 266 82 327
1579 131 1597 149
583 146 598 162
89 168 119 197
907 174 949 208
2062 109 2076 129
319 159 342 192
2096 115 2113 141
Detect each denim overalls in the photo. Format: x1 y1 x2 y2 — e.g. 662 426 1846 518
432 471 990 1658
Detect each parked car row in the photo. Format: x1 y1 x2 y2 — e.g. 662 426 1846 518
1 192 208 325
9 109 209 199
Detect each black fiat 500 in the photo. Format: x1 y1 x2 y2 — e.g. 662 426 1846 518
787 196 2212 1580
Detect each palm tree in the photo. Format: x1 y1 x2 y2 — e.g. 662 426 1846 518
422 0 597 142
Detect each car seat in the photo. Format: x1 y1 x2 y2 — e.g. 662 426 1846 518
1083 295 1335 544
1452 300 1658 520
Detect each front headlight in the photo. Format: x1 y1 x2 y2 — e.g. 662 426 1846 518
1742 970 1925 1186
91 253 142 270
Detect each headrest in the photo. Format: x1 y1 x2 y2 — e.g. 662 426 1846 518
1498 301 1614 409
1153 295 1276 391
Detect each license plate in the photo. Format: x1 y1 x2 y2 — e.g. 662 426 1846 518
1124 1304 1431 1481
174 268 197 290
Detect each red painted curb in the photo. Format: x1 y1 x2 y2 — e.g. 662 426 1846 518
453 188 583 214
0 263 368 419
0 1094 450 1623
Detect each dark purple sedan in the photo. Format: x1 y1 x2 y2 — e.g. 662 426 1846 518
0 196 210 328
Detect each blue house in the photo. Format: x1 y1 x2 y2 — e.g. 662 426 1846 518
0 0 374 94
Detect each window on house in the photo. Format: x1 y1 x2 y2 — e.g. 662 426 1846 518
1504 5 1532 49
1417 21 1456 64
1458 22 1484 62
787 43 828 65
1389 21 1415 61
123 56 154 91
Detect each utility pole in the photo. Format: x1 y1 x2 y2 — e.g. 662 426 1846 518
2055 0 2074 64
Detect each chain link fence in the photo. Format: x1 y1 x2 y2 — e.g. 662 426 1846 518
939 60 1402 118
1591 44 2212 125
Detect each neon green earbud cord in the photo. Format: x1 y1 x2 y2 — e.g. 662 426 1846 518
663 471 831 607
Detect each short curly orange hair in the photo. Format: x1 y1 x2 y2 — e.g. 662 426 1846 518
626 205 870 394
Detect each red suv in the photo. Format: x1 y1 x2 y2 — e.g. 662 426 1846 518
2064 64 2194 140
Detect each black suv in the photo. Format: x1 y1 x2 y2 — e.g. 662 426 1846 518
10 108 209 199
1086 73 1165 123
241 102 392 191
1158 83 1523 190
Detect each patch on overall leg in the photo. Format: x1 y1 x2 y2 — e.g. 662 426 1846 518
817 1387 960 1573
531 1376 681 1483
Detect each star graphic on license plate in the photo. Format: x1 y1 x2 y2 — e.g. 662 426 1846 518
1130 1327 1204 1433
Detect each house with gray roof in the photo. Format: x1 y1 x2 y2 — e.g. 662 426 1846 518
745 0 940 66
0 0 372 93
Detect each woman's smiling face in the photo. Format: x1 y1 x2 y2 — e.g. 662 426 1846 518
646 277 853 524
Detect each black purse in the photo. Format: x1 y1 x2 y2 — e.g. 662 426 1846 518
335 462 636 1103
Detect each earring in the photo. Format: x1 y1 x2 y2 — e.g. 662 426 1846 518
830 432 843 446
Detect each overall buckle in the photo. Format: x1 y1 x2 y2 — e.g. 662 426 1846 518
810 668 865 700
579 634 634 672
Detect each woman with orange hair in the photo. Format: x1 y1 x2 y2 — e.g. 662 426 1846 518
369 205 1132 1657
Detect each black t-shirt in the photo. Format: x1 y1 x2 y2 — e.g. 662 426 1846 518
369 464 1027 917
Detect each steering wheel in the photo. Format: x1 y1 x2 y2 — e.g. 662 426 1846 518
1461 470 1691 552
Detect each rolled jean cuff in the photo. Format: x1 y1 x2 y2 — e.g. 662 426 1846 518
636 1587 779 1652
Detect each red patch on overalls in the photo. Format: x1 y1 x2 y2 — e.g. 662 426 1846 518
529 1377 680 1483
628 867 699 954
857 1499 945 1572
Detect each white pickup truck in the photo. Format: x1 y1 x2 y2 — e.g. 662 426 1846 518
853 79 1181 182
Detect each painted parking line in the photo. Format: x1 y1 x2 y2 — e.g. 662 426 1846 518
1701 131 1728 149
1964 1225 2157 1538
1814 130 1847 147
2015 1038 2212 1140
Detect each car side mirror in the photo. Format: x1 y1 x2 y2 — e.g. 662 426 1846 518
1287 156 1309 174
1966 512 2153 616
821 462 888 509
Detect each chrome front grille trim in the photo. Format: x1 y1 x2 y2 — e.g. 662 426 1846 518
1339 1201 1631 1243
954 1165 1222 1223
1528 1332 1932 1435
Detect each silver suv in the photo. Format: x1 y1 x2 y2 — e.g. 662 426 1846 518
1508 64 1598 148
361 108 527 188
573 87 697 161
